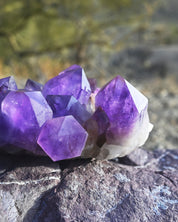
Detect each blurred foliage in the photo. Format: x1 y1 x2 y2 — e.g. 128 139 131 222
0 0 177 82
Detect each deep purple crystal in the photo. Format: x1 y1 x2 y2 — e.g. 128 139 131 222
25 79 43 91
46 95 77 117
96 76 138 144
1 91 53 153
42 65 91 104
37 115 88 161
46 95 91 125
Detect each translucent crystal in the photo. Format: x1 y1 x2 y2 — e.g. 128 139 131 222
95 75 153 159
1 91 53 153
25 79 43 91
37 115 88 161
46 95 91 125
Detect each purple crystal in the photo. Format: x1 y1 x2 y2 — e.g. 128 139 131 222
46 95 77 117
0 76 17 104
37 115 88 161
95 75 153 158
46 95 91 125
1 91 53 153
42 65 91 104
0 76 17 92
91 107 110 136
0 112 12 147
25 79 43 91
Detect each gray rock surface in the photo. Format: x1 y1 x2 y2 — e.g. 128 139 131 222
0 149 177 222
0 156 61 222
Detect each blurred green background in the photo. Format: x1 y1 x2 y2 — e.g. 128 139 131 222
0 0 178 81
0 0 178 150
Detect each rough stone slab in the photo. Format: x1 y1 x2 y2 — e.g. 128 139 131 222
31 149 178 222
0 149 177 222
0 156 61 222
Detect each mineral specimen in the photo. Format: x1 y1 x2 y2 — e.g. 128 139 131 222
0 65 153 161
42 65 91 104
37 116 88 161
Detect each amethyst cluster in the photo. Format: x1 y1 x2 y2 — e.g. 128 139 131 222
0 65 153 161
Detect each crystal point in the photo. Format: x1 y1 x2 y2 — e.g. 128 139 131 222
42 65 91 104
95 75 153 159
25 79 43 91
0 76 17 104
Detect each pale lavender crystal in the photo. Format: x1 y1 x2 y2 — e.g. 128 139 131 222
0 76 17 103
88 78 97 93
37 115 88 161
95 75 153 159
0 76 17 92
25 79 43 91
42 65 91 104
46 95 91 125
1 91 53 153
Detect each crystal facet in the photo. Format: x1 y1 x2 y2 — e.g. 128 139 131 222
42 65 91 104
25 79 43 91
46 95 91 125
0 112 12 147
37 115 88 161
1 91 53 153
0 76 17 92
0 76 17 103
